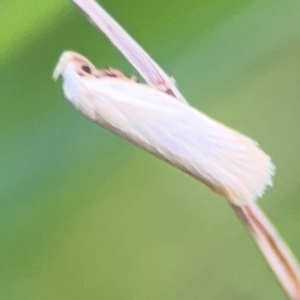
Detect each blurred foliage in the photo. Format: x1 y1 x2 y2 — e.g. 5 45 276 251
1 0 300 299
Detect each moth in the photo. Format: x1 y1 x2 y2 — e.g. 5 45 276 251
54 51 275 206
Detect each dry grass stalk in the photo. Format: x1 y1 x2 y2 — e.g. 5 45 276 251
70 0 300 298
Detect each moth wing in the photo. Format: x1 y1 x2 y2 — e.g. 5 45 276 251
92 80 275 205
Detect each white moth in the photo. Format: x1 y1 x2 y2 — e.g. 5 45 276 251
54 51 275 206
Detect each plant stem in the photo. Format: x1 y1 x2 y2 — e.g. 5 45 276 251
71 0 300 298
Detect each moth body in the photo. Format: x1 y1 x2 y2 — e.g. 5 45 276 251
54 51 275 205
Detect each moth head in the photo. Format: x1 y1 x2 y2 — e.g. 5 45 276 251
53 51 99 80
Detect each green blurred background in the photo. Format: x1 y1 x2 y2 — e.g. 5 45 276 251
1 0 300 299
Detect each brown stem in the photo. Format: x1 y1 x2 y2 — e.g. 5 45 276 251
233 203 300 299
70 0 300 298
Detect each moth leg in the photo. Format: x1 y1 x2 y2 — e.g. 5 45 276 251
147 78 178 97
98 67 139 82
